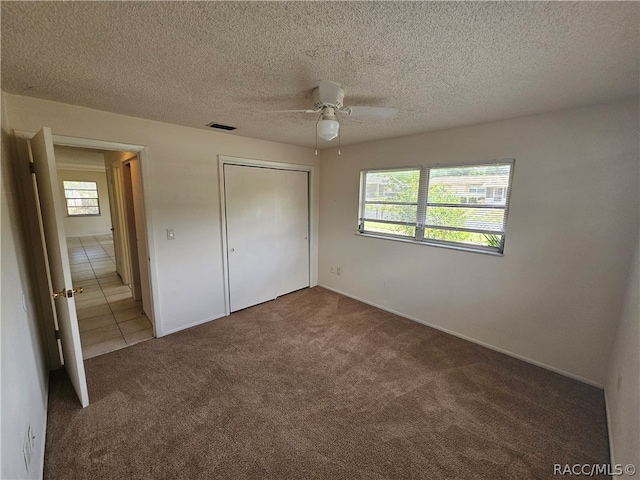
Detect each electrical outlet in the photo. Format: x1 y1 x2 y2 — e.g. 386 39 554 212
166 229 175 240
330 265 335 274
336 267 342 276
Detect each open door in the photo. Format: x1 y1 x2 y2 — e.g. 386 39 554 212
127 158 153 319
106 165 129 285
30 127 89 408
121 162 142 300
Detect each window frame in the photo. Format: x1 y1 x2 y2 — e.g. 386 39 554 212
62 180 101 217
358 159 515 255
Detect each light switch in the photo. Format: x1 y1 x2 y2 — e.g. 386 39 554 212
167 229 175 240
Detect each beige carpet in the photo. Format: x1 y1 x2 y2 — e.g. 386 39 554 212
44 287 610 479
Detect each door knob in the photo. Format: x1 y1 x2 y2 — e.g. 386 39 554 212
52 287 83 298
230 248 235 252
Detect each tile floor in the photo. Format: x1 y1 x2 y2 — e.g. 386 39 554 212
68 235 153 359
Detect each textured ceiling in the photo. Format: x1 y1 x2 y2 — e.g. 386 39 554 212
2 1 638 148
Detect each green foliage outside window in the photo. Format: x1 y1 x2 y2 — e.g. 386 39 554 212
360 162 513 253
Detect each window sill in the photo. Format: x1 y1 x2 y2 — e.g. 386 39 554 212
355 231 504 256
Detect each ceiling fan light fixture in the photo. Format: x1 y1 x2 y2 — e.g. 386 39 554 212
317 118 339 141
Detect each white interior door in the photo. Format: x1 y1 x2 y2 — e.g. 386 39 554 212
224 164 309 312
275 169 309 296
30 127 89 408
225 165 279 311
106 166 128 284
129 158 153 322
122 162 141 300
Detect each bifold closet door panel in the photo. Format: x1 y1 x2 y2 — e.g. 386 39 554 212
224 165 279 312
275 169 310 297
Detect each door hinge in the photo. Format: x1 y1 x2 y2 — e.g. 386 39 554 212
29 162 35 174
54 329 60 340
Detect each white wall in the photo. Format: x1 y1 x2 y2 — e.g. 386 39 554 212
4 92 637 476
605 232 639 478
1 94 49 478
319 99 639 386
57 168 112 237
4 93 319 338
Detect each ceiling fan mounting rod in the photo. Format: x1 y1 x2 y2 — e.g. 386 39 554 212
322 106 336 120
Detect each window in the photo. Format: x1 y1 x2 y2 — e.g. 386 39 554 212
359 160 514 254
63 180 100 216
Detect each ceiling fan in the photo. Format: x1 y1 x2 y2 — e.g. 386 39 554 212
274 80 398 152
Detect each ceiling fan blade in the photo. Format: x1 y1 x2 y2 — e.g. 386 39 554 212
317 80 343 106
267 109 321 114
342 106 399 117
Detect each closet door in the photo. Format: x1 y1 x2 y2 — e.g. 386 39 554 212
225 165 279 312
275 169 309 297
224 164 309 312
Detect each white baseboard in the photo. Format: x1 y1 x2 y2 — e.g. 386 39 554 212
603 388 618 476
317 284 603 389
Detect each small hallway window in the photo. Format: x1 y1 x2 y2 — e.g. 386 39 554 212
63 180 100 216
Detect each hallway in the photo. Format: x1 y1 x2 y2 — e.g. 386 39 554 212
67 235 153 359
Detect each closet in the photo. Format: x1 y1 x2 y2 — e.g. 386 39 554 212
224 164 309 312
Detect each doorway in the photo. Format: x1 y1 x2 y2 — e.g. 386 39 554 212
56 146 153 358
15 128 157 406
15 128 158 406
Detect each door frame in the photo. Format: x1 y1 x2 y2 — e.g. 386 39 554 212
218 155 317 316
120 156 153 321
14 130 160 342
106 163 132 286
